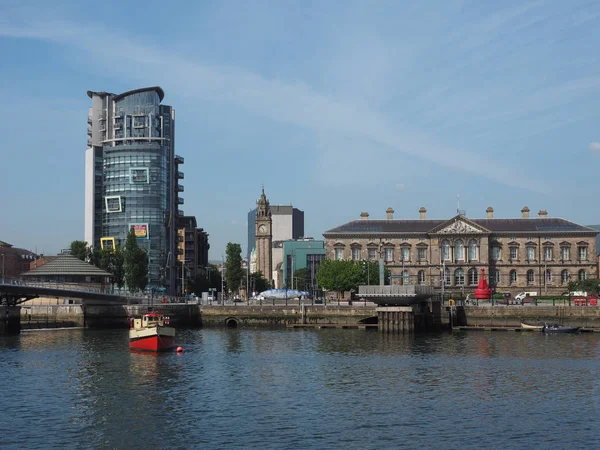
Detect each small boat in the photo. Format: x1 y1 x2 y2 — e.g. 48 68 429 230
129 311 175 352
521 322 543 331
542 323 580 333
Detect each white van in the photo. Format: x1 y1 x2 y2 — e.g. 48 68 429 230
515 291 538 303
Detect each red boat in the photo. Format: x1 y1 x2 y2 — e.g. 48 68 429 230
129 311 175 352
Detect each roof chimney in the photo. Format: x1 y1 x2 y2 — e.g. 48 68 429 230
538 209 548 218
419 207 427 220
486 206 494 219
521 206 530 219
360 212 369 220
386 207 394 220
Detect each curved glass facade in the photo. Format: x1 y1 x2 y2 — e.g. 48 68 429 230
86 87 179 291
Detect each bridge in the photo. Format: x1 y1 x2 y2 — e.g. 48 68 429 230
0 278 150 306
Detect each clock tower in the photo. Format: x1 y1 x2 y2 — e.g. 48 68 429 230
255 187 273 284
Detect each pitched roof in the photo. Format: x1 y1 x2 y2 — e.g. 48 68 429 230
323 216 597 235
21 254 112 277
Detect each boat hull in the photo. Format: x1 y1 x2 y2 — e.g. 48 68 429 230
521 323 543 331
129 326 176 352
543 326 579 334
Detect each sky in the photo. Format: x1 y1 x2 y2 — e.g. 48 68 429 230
1 0 600 260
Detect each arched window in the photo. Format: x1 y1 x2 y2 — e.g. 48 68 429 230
561 270 569 284
454 268 464 286
441 240 451 261
418 270 425 284
527 270 535 284
545 269 552 283
454 240 464 261
468 239 478 261
579 269 586 281
468 268 478 285
510 270 517 285
401 270 410 285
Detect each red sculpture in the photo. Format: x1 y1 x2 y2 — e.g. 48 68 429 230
474 268 492 299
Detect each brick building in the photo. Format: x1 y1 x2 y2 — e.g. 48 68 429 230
0 241 38 280
322 207 598 297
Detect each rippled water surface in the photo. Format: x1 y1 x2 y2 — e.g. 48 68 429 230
1 328 599 449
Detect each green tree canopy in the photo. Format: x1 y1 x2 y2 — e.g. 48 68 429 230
250 271 271 294
292 268 309 291
70 240 89 261
188 265 222 296
360 260 390 286
225 242 243 294
124 228 149 293
316 260 364 299
567 278 600 295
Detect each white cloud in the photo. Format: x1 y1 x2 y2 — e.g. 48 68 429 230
589 142 600 152
0 5 551 193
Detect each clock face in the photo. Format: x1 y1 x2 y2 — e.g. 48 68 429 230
258 225 266 233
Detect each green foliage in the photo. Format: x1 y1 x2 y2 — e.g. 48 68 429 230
250 271 271 293
188 265 222 295
359 260 390 285
225 242 244 294
316 259 364 298
124 228 149 293
70 240 89 261
567 278 600 295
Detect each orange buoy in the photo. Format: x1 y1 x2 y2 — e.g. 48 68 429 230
176 346 183 353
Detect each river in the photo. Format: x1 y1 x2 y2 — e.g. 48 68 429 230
0 328 598 449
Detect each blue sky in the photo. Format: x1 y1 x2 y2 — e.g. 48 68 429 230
1 0 600 259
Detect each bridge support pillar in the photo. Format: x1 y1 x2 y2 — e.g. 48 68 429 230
0 306 21 334
377 306 414 333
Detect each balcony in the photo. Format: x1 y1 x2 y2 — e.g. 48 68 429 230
177 171 184 179
175 155 184 164
177 197 184 205
178 209 184 216
176 184 184 192
87 114 92 124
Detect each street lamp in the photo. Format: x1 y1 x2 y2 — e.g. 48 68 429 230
1 253 4 284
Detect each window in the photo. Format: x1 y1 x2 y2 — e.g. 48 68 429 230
334 248 343 260
578 246 587 261
545 269 552 283
544 247 552 261
385 248 394 262
579 270 586 281
510 270 517 285
401 247 410 262
368 248 376 260
454 268 464 286
418 247 427 262
526 246 535 261
351 247 360 261
443 268 451 286
527 270 535 284
468 240 478 261
492 270 500 284
491 246 500 261
561 247 569 261
401 270 410 285
561 270 569 284
510 247 518 260
441 240 450 261
418 270 426 284
468 268 478 285
455 240 464 261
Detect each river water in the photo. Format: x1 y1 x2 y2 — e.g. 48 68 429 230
0 327 599 449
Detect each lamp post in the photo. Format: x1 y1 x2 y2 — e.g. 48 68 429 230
1 253 4 284
221 254 225 304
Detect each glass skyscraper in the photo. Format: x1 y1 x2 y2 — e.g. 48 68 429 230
85 86 184 293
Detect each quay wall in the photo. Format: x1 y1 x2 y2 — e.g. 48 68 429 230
446 306 600 328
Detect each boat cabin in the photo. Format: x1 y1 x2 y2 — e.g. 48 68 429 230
129 313 170 330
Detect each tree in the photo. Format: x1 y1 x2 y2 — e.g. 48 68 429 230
250 271 271 294
316 260 364 299
188 265 221 296
360 260 390 286
70 240 89 261
225 242 243 295
124 228 149 293
293 268 309 291
567 278 600 295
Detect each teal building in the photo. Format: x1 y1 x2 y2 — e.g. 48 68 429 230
282 239 326 291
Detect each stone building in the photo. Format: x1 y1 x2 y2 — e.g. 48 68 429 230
322 207 598 297
255 188 273 283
